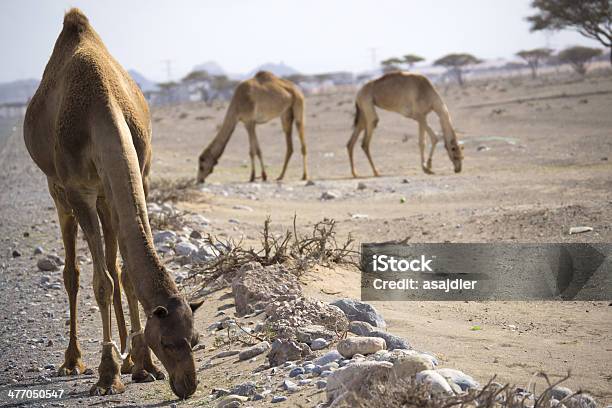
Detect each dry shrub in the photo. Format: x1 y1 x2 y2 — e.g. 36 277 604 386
148 177 196 203
186 216 357 289
336 372 582 408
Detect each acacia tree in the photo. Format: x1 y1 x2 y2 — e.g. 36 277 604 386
402 54 425 69
433 53 482 86
527 0 611 64
558 46 603 74
381 57 403 72
516 48 553 78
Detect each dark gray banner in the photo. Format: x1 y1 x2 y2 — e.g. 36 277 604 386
360 243 612 301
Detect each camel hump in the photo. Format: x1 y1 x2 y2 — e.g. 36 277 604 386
254 71 277 82
63 8 90 33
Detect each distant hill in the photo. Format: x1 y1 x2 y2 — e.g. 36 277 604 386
249 62 300 78
128 70 159 93
0 79 39 104
192 61 227 77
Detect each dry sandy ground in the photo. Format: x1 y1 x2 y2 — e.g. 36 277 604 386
0 71 610 407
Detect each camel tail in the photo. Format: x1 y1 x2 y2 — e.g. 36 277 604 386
353 103 361 129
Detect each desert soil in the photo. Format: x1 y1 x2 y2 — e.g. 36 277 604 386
0 72 611 407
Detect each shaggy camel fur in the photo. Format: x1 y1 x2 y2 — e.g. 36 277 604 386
24 9 202 398
197 71 308 182
348 71 464 176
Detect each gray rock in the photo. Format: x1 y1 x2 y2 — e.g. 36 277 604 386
289 367 304 377
313 350 342 366
271 395 288 403
33 246 44 255
321 190 340 200
190 230 203 239
348 321 375 336
436 368 479 391
326 361 393 402
238 341 270 361
230 381 257 397
416 370 454 395
174 241 198 257
153 230 177 244
12 249 21 258
368 330 410 350
331 299 386 328
282 379 298 392
551 386 573 401
310 338 329 351
295 325 336 344
216 395 248 407
298 379 311 386
214 350 241 359
39 275 51 285
337 337 386 358
357 182 367 190
303 363 316 373
37 257 59 272
316 379 327 389
268 339 311 367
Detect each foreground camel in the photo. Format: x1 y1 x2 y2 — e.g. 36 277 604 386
24 9 202 398
348 71 464 176
197 71 308 183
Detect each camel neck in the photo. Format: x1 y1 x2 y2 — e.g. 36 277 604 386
205 102 238 162
95 106 178 313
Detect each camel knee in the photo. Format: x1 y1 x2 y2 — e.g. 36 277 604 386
93 270 114 308
62 265 80 294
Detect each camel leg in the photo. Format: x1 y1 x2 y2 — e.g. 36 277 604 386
66 189 124 396
423 121 439 172
418 119 434 175
246 122 267 182
347 120 364 178
293 103 308 180
96 197 133 375
118 238 165 382
49 182 86 376
277 109 294 181
361 118 380 177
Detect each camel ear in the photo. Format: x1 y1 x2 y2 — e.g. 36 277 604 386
152 306 168 318
190 299 205 313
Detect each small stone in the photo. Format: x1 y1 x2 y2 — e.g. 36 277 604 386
216 394 248 407
39 275 51 285
44 364 55 370
289 367 304 377
357 182 367 190
569 226 593 235
190 230 203 239
153 230 177 244
331 299 386 328
305 180 315 186
313 350 343 366
232 205 253 212
337 337 386 358
368 330 410 350
416 370 454 395
230 381 257 397
320 370 333 377
282 379 298 392
315 379 327 389
214 350 240 359
12 250 21 258
321 190 340 200
175 241 199 257
298 379 311 386
310 338 329 351
33 246 44 255
238 341 270 361
271 395 287 403
348 321 374 336
37 257 59 272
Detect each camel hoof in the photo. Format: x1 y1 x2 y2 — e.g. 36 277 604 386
276 176 284 182
57 361 86 376
423 167 435 175
89 377 125 396
120 357 134 375
262 173 268 182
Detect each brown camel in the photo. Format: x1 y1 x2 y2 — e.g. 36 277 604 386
197 71 308 183
348 71 464 177
24 9 202 398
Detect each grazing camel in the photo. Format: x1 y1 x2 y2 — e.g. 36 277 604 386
347 71 463 176
197 71 308 183
24 9 203 398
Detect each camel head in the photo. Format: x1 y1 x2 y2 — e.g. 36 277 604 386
445 136 464 173
145 296 204 399
197 151 217 183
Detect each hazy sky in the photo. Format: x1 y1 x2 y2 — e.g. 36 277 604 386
0 0 598 83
